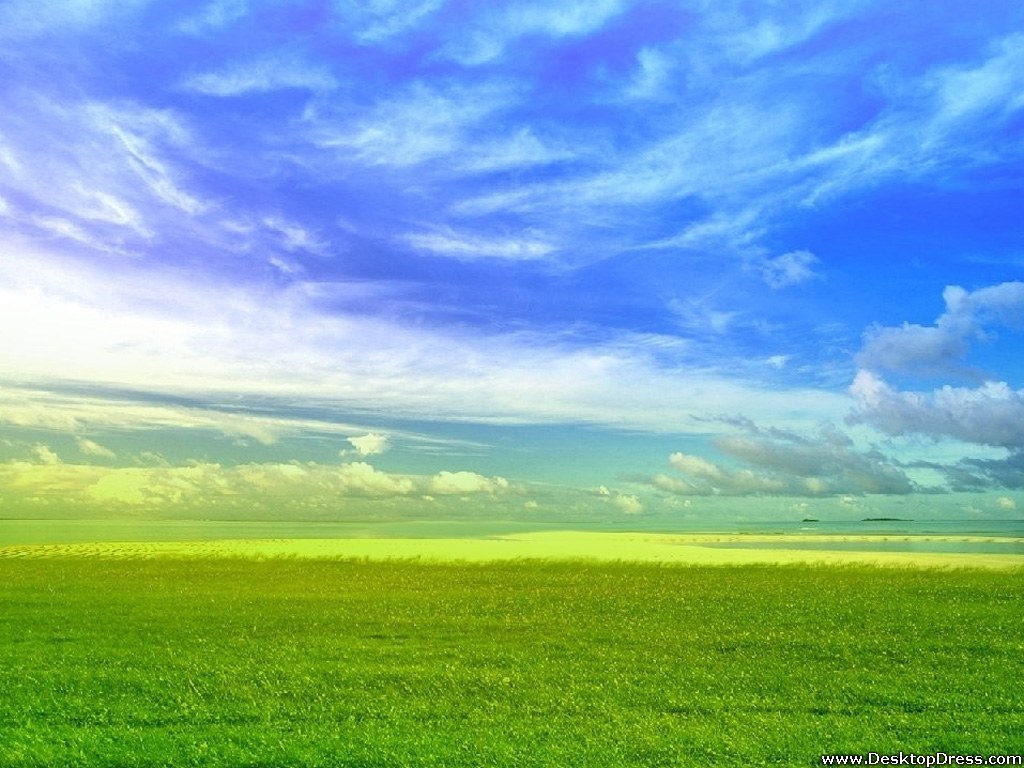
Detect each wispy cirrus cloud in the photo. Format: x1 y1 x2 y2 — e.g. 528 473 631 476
332 0 446 44
0 0 151 40
180 52 340 96
306 81 517 168
0 244 848 434
442 0 631 65
441 25 1024 278
176 0 248 35
404 227 555 261
0 94 208 257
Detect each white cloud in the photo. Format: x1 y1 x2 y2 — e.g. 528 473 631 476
996 496 1016 510
625 48 672 100
0 133 21 174
667 451 787 495
669 452 723 480
177 0 248 34
0 457 514 508
669 299 738 337
76 437 116 459
334 0 445 43
68 185 151 236
857 282 1024 376
404 227 555 261
262 215 328 254
0 244 851 435
308 82 513 168
760 250 820 289
428 470 509 495
31 444 61 465
347 433 389 456
849 370 1024 450
1 96 209 258
0 380 393 448
798 32 1024 207
442 0 629 65
0 0 149 39
455 128 575 174
704 4 846 67
30 215 113 252
926 33 1024 131
660 420 915 497
614 493 643 514
99 107 207 215
336 461 416 495
650 473 704 495
596 484 645 513
181 53 339 96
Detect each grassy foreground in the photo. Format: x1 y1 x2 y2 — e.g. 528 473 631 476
1 558 1022 767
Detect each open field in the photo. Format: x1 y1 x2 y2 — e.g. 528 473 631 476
1 553 1022 767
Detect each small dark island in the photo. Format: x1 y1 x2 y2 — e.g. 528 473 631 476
861 517 913 522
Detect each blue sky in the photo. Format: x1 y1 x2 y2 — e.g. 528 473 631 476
1 0 1023 523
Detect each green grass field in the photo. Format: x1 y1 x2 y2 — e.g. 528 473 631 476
1 558 1022 767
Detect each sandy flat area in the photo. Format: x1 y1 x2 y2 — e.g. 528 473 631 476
1 531 1021 568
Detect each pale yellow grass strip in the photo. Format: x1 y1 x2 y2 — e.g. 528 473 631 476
0 532 1021 569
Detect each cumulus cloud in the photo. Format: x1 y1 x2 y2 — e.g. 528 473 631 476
614 493 643 514
847 370 1024 493
656 421 914 497
76 437 116 459
347 432 390 456
650 473 705 495
428 470 509 495
848 281 1024 493
0 457 514 510
336 461 416 495
849 370 1024 450
760 250 820 289
857 282 1024 377
934 453 1024 493
596 485 645 513
31 444 61 465
667 451 788 495
848 369 1024 493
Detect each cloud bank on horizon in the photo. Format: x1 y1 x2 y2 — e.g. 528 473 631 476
1 0 1022 520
